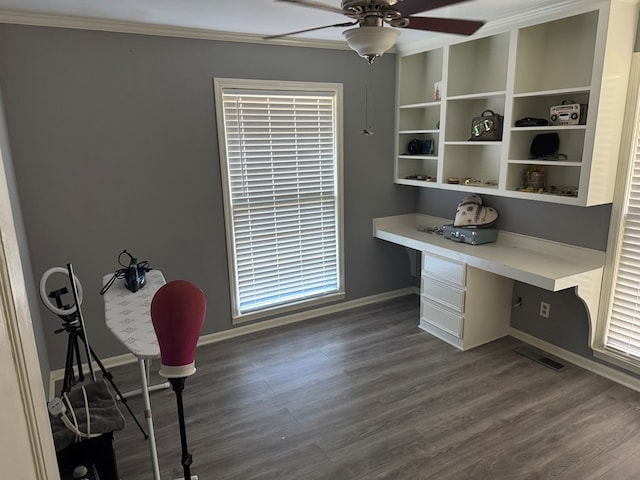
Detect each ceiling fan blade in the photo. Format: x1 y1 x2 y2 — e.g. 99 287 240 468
274 0 346 15
263 21 357 40
396 0 471 17
405 16 484 35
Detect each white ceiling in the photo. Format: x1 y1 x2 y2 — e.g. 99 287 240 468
0 0 568 49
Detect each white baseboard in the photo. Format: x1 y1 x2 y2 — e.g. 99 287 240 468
48 287 418 397
48 351 137 400
509 327 640 392
197 287 419 347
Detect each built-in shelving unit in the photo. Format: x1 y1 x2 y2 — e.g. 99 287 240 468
394 0 638 206
395 47 444 184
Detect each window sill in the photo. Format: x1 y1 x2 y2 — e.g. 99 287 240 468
593 347 640 377
232 290 346 325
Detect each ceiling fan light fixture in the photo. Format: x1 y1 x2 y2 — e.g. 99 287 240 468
343 26 400 64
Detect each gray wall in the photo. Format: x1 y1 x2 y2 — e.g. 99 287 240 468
416 189 611 250
417 189 620 367
0 24 417 371
0 86 50 393
1 21 624 379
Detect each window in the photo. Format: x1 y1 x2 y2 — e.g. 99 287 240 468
598 53 640 366
214 78 344 322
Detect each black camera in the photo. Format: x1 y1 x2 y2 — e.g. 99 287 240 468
515 117 549 127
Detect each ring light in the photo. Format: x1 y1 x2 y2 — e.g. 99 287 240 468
39 266 83 316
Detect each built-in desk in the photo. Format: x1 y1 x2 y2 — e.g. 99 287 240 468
373 214 605 349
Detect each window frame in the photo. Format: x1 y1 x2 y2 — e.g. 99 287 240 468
595 53 640 370
214 78 345 323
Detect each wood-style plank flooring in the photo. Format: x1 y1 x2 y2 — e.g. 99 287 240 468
101 295 640 479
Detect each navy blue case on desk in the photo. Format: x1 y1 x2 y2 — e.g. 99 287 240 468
443 224 498 245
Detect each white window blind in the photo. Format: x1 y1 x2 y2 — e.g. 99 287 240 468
606 97 640 360
217 82 342 317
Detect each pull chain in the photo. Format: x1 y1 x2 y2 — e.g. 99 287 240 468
361 63 373 136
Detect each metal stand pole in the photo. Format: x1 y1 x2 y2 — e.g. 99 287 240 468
139 359 161 480
122 358 170 399
169 377 198 480
66 263 95 381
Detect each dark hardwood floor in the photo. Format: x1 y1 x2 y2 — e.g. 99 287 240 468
102 295 640 479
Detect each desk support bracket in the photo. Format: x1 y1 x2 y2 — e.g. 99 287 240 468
573 268 604 348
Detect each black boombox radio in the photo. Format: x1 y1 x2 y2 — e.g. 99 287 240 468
550 101 587 126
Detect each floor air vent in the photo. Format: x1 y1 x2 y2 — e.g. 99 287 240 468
513 346 566 371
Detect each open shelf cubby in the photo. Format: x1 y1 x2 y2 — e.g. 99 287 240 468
398 132 439 157
511 90 590 127
514 11 598 94
398 48 443 106
507 163 581 195
447 32 510 97
398 103 441 132
442 144 501 186
445 95 506 142
508 127 586 162
396 156 438 183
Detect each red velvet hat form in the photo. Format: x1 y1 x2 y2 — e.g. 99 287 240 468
150 280 206 378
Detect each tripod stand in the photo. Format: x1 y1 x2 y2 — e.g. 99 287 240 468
50 287 148 440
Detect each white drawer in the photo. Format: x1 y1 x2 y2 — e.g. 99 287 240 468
422 253 466 286
421 276 465 313
420 297 463 338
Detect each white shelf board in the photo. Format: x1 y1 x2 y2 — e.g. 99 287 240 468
513 86 591 98
394 179 438 187
447 90 507 101
398 129 440 134
507 189 582 205
441 183 499 191
508 160 582 167
510 125 587 131
399 101 441 109
444 141 503 146
398 154 438 160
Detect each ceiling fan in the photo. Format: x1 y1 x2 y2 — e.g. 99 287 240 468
266 0 485 63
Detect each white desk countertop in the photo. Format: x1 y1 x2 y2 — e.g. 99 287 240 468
373 213 604 291
373 214 605 343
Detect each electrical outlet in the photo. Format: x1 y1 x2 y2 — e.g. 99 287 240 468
540 301 550 318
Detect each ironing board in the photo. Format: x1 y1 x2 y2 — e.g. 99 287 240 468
103 269 167 480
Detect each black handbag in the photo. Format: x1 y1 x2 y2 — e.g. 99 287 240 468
470 110 504 141
530 132 559 158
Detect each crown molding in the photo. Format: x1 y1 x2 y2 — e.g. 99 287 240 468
397 0 602 55
0 9 355 51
